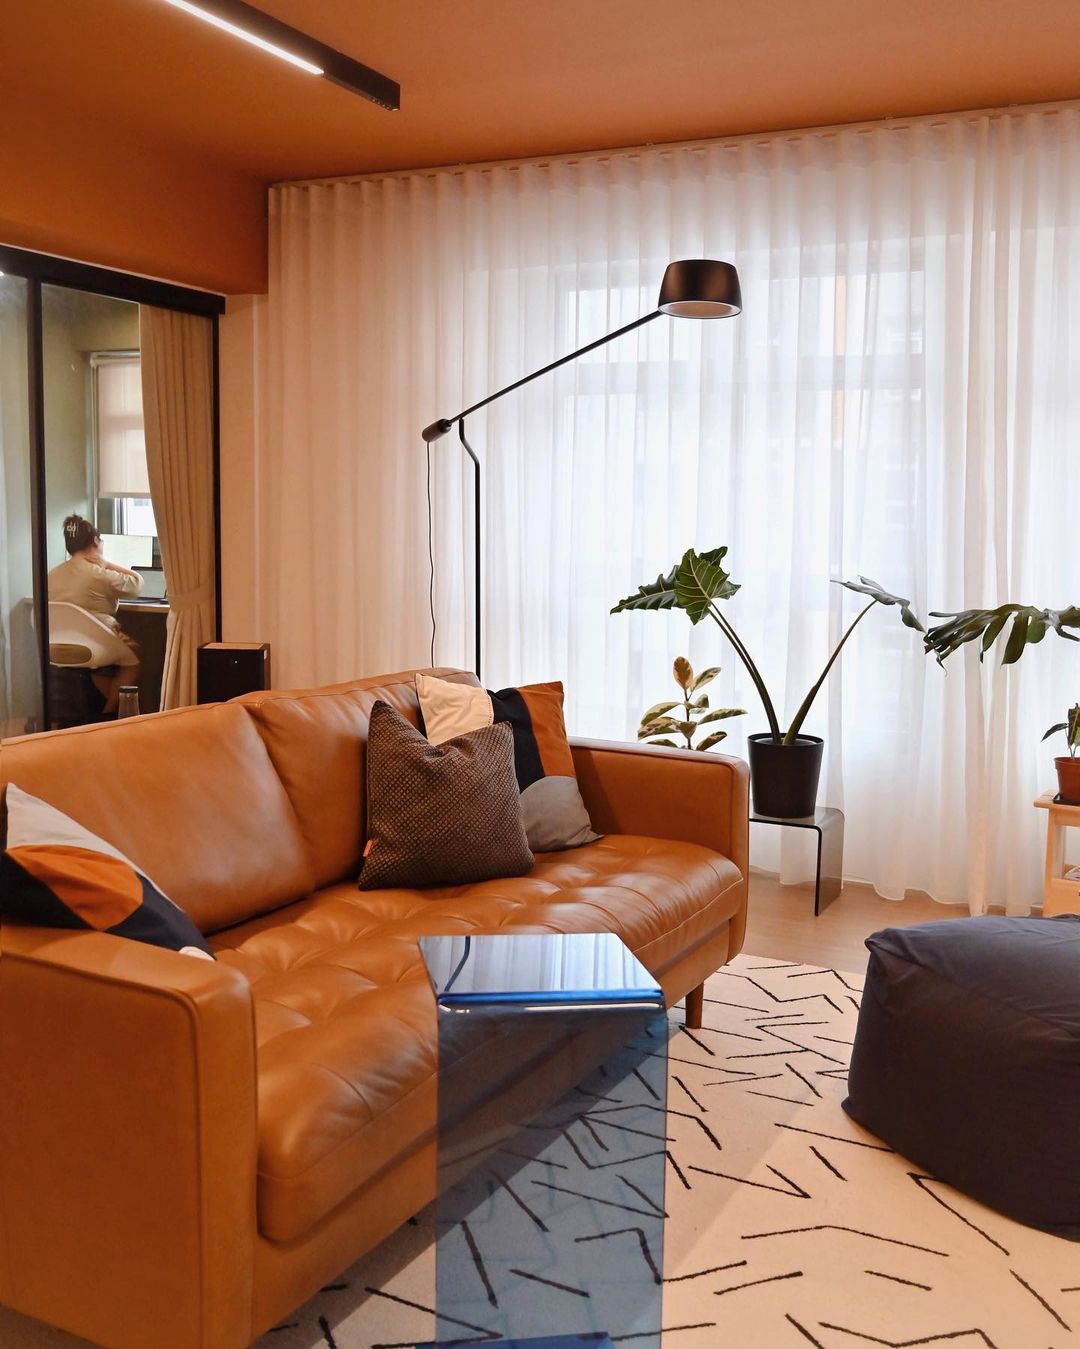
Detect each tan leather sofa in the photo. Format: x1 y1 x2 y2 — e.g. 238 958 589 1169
0 667 749 1349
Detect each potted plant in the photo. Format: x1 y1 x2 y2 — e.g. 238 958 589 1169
638 657 745 750
923 601 1080 804
1043 706 1080 804
612 546 923 818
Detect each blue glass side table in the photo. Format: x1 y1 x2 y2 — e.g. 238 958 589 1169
418 932 668 1349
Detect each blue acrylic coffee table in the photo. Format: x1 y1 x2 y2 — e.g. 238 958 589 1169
418 932 668 1349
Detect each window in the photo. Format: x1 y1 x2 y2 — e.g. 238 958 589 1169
92 352 158 539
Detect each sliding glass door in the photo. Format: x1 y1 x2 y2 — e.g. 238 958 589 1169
0 244 223 737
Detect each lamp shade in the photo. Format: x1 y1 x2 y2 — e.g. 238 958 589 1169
657 259 741 318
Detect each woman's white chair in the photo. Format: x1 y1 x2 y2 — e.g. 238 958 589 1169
44 603 138 728
47 602 135 668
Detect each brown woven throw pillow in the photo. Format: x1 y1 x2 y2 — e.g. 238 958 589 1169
358 700 534 890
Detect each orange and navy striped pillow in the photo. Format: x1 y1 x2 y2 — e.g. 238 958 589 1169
0 785 213 960
415 675 600 852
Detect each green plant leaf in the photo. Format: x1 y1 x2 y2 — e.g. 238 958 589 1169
691 665 722 692
699 706 746 725
1047 608 1080 638
637 716 680 739
980 612 1010 656
610 562 683 614
1043 722 1068 741
925 603 1080 666
697 730 730 750
835 576 925 632
611 547 739 618
674 547 741 624
643 737 680 748
691 693 709 711
639 700 679 725
675 720 697 739
1002 612 1031 664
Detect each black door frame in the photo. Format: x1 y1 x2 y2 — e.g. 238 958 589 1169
0 244 226 731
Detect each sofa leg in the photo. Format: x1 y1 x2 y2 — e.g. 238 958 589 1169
684 982 705 1030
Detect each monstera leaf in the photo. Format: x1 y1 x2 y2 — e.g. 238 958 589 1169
611 547 739 622
836 577 925 633
924 603 1080 666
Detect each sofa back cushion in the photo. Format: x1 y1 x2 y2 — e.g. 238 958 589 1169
237 668 478 888
0 703 314 933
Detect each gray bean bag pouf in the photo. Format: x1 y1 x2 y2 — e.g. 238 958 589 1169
844 914 1080 1239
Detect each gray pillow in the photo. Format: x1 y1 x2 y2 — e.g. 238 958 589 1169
358 700 534 890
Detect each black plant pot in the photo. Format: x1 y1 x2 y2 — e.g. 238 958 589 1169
747 733 824 819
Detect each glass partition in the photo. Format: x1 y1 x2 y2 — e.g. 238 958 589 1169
0 274 42 736
0 244 222 736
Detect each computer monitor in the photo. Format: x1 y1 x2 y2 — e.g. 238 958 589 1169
100 533 154 570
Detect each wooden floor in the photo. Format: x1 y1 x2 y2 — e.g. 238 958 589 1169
741 870 969 974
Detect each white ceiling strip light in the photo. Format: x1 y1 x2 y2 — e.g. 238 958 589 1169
161 0 324 75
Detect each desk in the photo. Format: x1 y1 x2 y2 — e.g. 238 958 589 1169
118 600 169 713
1034 792 1080 915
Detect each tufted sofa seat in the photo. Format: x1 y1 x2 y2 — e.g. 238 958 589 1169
0 667 749 1349
214 836 743 1242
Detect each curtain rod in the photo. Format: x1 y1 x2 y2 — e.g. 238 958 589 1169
274 97 1080 192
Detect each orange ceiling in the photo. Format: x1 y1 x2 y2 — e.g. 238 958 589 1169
8 0 1080 185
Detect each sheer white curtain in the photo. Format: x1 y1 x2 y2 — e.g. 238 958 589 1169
250 105 1080 912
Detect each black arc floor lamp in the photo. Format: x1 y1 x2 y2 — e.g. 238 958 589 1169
422 259 742 679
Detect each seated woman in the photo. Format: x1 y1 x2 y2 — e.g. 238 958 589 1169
47 514 144 716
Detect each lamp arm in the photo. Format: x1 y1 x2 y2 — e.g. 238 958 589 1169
422 308 662 441
422 306 665 681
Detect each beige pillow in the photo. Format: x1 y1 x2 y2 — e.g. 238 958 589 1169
415 673 599 853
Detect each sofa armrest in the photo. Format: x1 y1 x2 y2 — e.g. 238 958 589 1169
571 738 750 953
0 924 257 1349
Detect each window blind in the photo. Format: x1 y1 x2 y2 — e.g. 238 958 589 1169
95 356 149 498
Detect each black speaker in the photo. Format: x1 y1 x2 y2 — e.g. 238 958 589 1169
197 642 271 704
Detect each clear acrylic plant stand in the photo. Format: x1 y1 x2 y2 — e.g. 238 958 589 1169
750 806 845 915
418 933 669 1349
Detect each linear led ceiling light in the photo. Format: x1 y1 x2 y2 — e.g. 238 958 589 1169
161 0 400 110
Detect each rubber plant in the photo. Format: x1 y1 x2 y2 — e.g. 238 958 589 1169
612 546 924 744
638 657 745 751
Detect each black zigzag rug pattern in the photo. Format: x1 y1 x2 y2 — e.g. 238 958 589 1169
2 954 1073 1349
262 954 1074 1349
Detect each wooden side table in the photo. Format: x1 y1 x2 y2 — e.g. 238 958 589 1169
1034 792 1080 916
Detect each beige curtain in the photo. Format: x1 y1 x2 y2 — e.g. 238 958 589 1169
140 306 216 709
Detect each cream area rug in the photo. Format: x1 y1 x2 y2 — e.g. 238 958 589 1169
2 955 1076 1349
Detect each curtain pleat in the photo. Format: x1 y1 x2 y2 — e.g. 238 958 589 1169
247 107 1080 912
140 307 216 709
